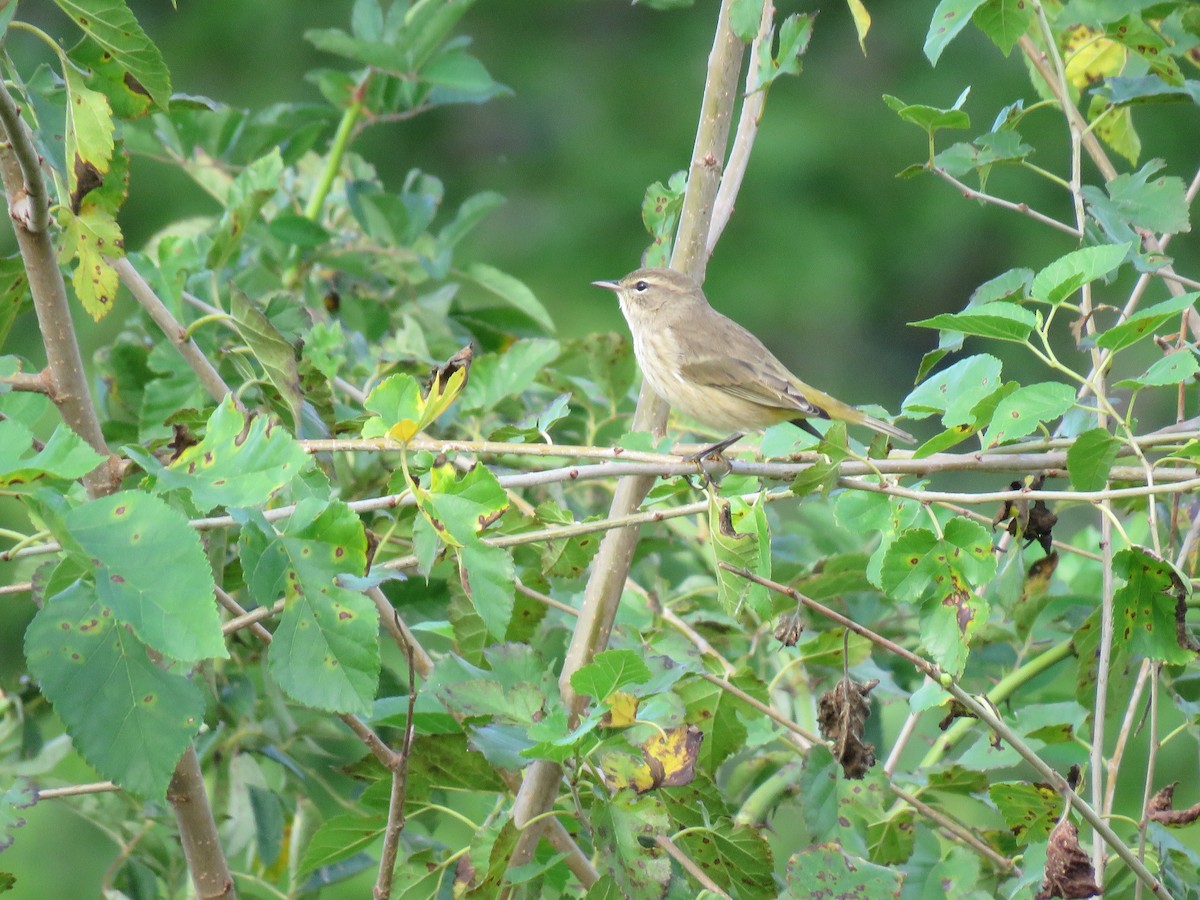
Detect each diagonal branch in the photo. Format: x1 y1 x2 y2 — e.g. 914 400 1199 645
113 256 241 409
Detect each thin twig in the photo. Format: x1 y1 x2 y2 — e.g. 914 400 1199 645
891 785 1017 874
656 834 732 898
373 623 417 900
0 367 53 394
37 781 121 798
113 257 240 409
932 166 1080 236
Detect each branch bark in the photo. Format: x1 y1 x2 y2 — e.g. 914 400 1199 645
508 0 748 873
0 81 119 497
0 76 236 898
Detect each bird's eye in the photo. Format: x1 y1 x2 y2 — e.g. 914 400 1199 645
634 280 648 292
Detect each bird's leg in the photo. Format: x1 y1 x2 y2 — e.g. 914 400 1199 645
793 418 824 441
681 432 744 463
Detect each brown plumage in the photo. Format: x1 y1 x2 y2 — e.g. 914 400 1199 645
593 267 914 446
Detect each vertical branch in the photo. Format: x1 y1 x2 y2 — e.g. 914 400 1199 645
707 1 774 255
0 81 118 497
507 0 747 872
0 77 237 897
1027 4 1120 879
167 747 236 899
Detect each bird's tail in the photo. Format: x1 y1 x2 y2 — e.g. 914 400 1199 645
856 412 915 445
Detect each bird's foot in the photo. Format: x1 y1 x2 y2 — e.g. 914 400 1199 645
680 432 745 463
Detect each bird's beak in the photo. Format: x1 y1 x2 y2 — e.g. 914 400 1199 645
591 279 620 292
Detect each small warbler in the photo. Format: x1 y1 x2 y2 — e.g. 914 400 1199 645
593 267 914 453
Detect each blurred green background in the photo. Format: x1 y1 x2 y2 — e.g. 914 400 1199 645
4 0 1200 895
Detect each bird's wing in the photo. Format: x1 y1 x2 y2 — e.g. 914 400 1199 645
679 352 828 419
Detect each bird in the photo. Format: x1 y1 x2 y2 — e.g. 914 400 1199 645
592 267 914 456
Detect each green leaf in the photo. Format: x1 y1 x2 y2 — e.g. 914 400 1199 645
61 491 228 663
879 519 994 676
241 502 380 715
229 287 303 430
911 301 1035 342
0 779 34 852
421 460 508 547
903 354 1003 426
571 650 652 702
437 678 547 724
458 542 515 639
207 149 283 268
1122 349 1200 387
0 257 30 349
463 263 556 333
422 49 510 105
439 190 505 248
590 793 671 897
933 130 1032 177
924 0 988 66
53 0 172 108
970 267 1033 305
295 813 383 879
1106 15 1182 85
790 456 839 497
1115 547 1198 665
678 672 763 772
267 213 331 248
25 580 205 800
1084 161 1190 237
981 381 1075 447
785 842 902 898
131 397 309 510
731 0 765 42
675 820 774 899
708 492 771 619
1030 242 1130 306
1096 293 1198 353
1094 75 1200 106
641 171 686 266
1066 427 1120 491
62 62 115 197
883 90 971 133
756 13 814 88
0 420 105 487
988 782 1058 845
404 0 478 69
58 205 121 321
362 373 423 441
971 0 1033 56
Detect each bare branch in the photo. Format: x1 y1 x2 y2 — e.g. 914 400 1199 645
113 256 241 409
932 165 1081 237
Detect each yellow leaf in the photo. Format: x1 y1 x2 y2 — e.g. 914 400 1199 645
846 0 871 54
641 725 702 790
387 419 420 443
1064 26 1126 88
602 691 639 728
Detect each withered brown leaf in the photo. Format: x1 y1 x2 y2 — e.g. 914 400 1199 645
817 677 878 779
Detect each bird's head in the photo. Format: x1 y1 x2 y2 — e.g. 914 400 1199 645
591 267 705 316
